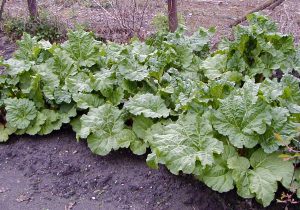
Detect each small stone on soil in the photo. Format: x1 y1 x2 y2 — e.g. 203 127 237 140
0 187 9 193
16 194 31 202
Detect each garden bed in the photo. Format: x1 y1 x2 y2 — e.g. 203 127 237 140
0 1 300 209
0 127 293 210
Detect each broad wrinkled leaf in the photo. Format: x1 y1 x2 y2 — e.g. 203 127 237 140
4 59 32 76
260 107 298 153
73 93 104 109
4 98 37 129
125 93 170 118
62 29 101 67
259 78 283 102
92 69 115 93
54 89 72 104
249 149 294 188
38 109 62 135
33 63 60 100
232 149 294 207
15 33 41 61
202 54 227 80
88 129 137 156
66 72 93 93
198 146 237 192
259 75 300 114
103 87 124 105
227 154 253 198
129 138 148 155
249 168 278 207
227 156 250 171
118 59 149 81
26 111 47 135
132 115 153 139
213 80 272 148
79 104 138 155
0 125 16 142
148 112 223 175
280 75 300 113
51 48 77 79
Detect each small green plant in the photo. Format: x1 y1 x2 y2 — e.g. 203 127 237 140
2 9 66 42
152 12 185 32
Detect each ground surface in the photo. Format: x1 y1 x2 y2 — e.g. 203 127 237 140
0 127 296 210
3 0 300 43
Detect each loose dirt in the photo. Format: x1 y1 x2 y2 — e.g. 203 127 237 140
3 0 300 43
0 127 296 210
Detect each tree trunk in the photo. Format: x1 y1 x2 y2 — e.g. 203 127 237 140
27 0 38 20
167 0 178 32
0 0 7 20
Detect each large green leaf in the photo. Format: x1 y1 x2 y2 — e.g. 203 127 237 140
62 29 100 67
212 80 272 148
92 69 115 93
73 93 104 109
259 107 298 153
147 112 223 175
51 48 77 79
0 125 16 142
125 93 170 118
78 104 138 155
202 54 227 80
118 59 149 81
232 149 294 207
15 33 42 61
54 89 72 104
4 59 32 76
4 98 37 130
228 155 254 198
26 111 47 135
0 125 9 142
132 115 153 139
198 146 237 193
38 109 62 135
280 75 300 113
66 72 93 93
260 75 300 116
249 149 294 188
249 168 278 207
88 129 137 156
129 138 148 155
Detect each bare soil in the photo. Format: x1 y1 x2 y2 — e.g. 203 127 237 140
3 0 300 43
0 127 297 210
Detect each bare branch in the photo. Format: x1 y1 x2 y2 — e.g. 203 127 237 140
230 0 285 27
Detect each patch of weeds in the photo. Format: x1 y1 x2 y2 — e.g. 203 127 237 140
1 9 66 43
152 12 185 33
54 0 93 8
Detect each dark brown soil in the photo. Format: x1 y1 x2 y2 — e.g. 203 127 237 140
0 127 297 210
